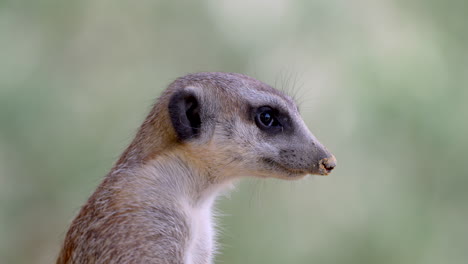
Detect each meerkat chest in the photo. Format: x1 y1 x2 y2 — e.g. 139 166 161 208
184 200 215 264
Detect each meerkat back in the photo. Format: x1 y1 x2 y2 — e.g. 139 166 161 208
57 72 336 264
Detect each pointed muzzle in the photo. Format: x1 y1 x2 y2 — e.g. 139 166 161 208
308 140 337 176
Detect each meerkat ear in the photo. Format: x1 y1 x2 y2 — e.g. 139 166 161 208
168 89 202 141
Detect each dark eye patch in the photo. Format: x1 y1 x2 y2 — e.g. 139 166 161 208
254 106 289 134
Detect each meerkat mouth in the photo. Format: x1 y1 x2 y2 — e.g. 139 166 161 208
261 158 309 177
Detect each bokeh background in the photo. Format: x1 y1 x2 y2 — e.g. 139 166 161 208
1 0 467 263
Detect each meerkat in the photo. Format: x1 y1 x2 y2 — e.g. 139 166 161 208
57 72 336 264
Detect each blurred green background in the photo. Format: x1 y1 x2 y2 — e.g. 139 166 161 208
1 0 467 263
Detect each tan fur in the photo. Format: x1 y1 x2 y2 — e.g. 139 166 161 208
57 72 336 264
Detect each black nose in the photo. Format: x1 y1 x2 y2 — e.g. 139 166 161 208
318 155 337 175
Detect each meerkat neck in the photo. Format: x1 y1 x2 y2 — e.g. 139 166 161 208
113 149 231 209
118 151 227 263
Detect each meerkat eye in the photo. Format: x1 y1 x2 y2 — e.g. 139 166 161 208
255 106 282 131
260 112 274 126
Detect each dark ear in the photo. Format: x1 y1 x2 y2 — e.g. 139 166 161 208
168 89 202 141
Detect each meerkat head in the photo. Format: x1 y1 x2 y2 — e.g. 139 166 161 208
162 72 336 180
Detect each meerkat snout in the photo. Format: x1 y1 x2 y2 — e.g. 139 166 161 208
57 72 336 264
319 155 337 175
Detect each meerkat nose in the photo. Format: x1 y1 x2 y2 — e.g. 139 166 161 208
318 155 337 175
